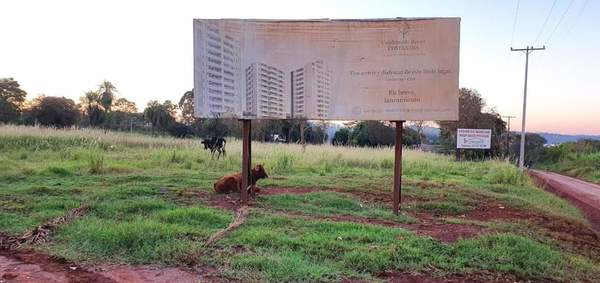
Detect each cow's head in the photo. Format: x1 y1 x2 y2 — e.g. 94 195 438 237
252 164 268 180
201 139 210 150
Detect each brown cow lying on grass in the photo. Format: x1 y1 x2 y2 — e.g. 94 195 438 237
214 164 268 195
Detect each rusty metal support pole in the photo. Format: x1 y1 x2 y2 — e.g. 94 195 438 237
241 119 251 204
393 121 404 214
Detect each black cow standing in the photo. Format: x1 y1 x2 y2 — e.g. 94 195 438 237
201 137 226 160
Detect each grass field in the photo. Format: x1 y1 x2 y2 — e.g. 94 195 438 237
1 125 600 282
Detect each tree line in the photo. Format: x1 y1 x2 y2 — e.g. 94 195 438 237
2 77 548 162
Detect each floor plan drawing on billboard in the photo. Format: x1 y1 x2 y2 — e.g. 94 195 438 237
193 18 460 121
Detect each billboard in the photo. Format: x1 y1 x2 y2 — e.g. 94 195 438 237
193 18 460 120
457 128 492 149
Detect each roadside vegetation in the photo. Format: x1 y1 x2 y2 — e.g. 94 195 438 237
536 139 600 183
1 125 599 282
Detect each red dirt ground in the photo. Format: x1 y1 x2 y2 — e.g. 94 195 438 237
529 169 600 232
0 249 114 283
0 248 216 283
375 271 536 283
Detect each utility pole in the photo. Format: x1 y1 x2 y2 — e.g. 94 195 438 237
511 46 545 170
502 115 515 159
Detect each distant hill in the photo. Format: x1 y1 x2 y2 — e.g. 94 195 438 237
536 132 600 145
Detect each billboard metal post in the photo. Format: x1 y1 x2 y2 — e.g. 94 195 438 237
393 121 404 214
241 119 251 204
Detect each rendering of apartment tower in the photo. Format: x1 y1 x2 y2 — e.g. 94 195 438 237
245 62 287 118
193 20 242 117
291 60 332 119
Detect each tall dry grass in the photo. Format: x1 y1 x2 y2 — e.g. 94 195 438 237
0 124 528 185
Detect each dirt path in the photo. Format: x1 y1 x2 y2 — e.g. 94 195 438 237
0 249 208 283
205 206 250 246
529 169 600 232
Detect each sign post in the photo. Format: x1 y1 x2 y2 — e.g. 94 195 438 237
193 18 460 209
241 120 251 204
393 121 404 214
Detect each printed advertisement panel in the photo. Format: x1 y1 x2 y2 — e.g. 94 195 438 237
193 18 460 120
457 128 492 149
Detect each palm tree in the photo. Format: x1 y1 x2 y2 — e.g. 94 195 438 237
144 100 177 134
98 81 117 112
79 91 105 126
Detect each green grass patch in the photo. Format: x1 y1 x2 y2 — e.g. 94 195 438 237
218 213 600 282
259 192 417 223
1 126 598 281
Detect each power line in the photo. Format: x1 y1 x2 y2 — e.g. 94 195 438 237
545 0 575 44
566 0 589 34
534 0 557 45
510 0 521 46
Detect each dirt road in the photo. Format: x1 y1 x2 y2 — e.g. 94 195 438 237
529 170 600 232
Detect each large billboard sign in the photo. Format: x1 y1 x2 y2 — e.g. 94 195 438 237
457 128 492 149
193 18 460 120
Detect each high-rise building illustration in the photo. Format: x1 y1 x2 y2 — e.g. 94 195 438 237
291 60 332 119
245 62 287 118
193 20 242 117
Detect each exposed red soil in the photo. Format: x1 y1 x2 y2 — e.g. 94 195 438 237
270 210 485 243
262 186 421 203
95 265 203 283
0 249 115 283
463 203 536 221
0 248 215 283
529 169 600 232
408 213 486 243
375 271 537 283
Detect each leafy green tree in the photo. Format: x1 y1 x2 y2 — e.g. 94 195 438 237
437 88 507 159
79 91 105 126
332 128 351 145
510 133 546 166
112 98 137 113
304 123 328 144
402 126 422 146
98 80 117 112
26 96 79 127
178 90 196 125
143 100 176 133
351 121 394 147
200 117 229 138
0 78 27 123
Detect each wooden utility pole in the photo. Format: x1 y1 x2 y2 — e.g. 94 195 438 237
502 115 515 158
241 120 251 204
393 121 404 214
511 46 545 170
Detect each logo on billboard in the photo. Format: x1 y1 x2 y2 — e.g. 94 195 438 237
399 22 410 39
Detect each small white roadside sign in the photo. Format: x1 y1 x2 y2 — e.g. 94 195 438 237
457 128 491 149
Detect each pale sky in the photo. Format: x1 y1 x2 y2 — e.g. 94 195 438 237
1 0 599 134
